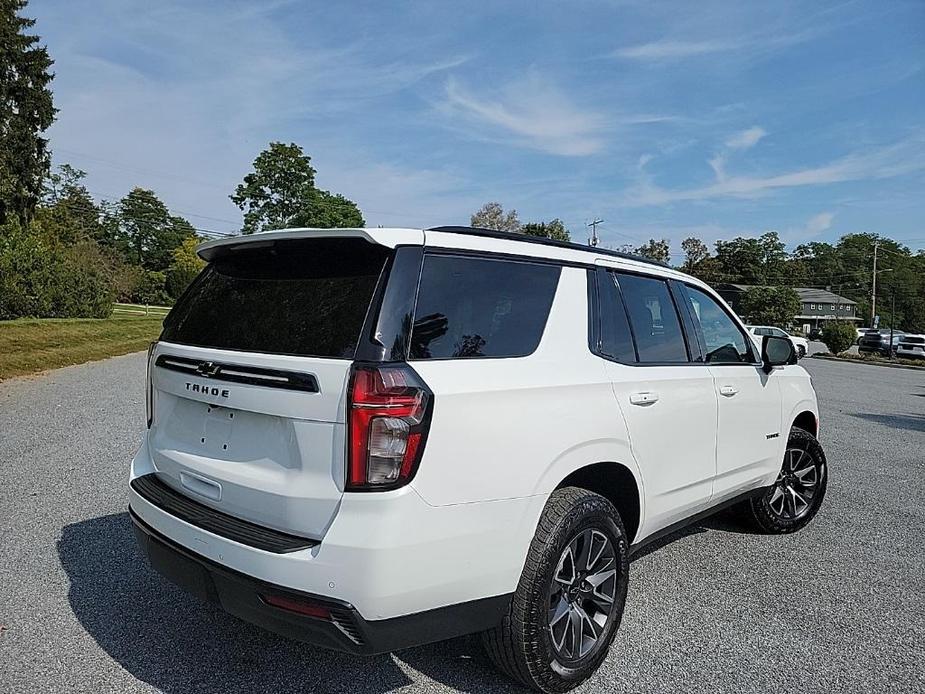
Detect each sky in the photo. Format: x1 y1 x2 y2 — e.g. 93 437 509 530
31 0 925 257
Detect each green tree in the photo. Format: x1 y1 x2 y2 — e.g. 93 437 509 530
635 238 670 264
34 164 102 244
231 142 364 233
522 218 570 241
715 231 786 284
165 235 205 299
739 286 801 327
470 202 520 232
0 0 56 226
791 241 842 285
289 190 364 229
820 322 856 355
113 188 195 271
680 237 709 272
135 270 169 306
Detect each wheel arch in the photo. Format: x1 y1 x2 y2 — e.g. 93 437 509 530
792 410 818 437
555 462 641 544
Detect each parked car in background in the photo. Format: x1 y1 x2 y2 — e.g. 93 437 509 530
858 329 906 357
128 226 827 692
896 334 925 360
746 325 809 359
808 327 823 341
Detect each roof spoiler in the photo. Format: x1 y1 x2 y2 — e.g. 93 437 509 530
196 228 425 262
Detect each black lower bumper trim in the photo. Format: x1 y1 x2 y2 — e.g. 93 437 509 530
131 474 317 554
129 506 511 655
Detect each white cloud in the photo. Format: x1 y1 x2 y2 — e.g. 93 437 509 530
708 154 727 182
613 39 742 60
442 75 607 156
805 212 834 235
623 137 925 206
725 126 767 150
39 0 469 231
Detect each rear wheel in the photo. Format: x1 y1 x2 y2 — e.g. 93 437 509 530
797 345 806 359
482 487 629 693
741 427 827 533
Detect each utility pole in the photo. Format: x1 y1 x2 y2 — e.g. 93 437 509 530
889 290 895 360
587 218 603 247
871 241 878 326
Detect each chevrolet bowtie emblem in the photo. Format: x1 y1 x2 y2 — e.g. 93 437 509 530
196 361 221 377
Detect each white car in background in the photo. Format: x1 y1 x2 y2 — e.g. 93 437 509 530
746 325 809 359
896 334 925 360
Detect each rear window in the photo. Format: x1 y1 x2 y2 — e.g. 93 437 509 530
161 238 389 357
409 255 561 359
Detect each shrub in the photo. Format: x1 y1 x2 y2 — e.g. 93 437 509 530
0 220 58 319
54 241 116 318
135 270 170 306
0 221 115 319
165 236 205 299
821 322 856 355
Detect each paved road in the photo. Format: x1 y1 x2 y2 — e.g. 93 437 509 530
1 353 923 693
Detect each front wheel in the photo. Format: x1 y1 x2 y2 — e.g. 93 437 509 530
797 345 806 359
740 427 827 534
482 487 629 693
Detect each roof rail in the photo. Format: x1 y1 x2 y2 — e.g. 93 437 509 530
426 226 668 267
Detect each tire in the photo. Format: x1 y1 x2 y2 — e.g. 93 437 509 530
740 427 827 534
797 345 806 359
481 487 629 693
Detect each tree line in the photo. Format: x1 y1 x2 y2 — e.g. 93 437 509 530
469 203 925 332
0 1 363 320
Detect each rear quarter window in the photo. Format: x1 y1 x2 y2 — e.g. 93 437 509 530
409 255 561 359
161 238 389 358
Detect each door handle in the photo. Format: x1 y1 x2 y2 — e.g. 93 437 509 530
629 391 659 406
719 385 738 397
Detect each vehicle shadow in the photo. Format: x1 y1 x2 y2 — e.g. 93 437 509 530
628 507 750 562
56 513 519 693
58 510 749 693
849 412 925 432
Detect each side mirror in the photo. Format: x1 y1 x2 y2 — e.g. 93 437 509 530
761 335 795 373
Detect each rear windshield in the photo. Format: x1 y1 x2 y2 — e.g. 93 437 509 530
161 238 389 358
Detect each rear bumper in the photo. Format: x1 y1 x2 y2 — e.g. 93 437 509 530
129 439 543 624
131 508 510 654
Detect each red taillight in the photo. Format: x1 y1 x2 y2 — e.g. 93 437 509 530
347 364 432 491
261 593 331 620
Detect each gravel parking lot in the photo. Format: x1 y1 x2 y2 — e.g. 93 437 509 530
1 353 923 693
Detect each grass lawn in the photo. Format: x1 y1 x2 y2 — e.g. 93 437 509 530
0 316 164 381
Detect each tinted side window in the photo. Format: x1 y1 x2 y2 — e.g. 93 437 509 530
409 255 561 359
596 270 637 362
685 286 754 363
616 273 689 363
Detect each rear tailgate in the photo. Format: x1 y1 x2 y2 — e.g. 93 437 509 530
147 234 404 539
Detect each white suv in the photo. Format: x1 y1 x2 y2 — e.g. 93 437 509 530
129 226 827 692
